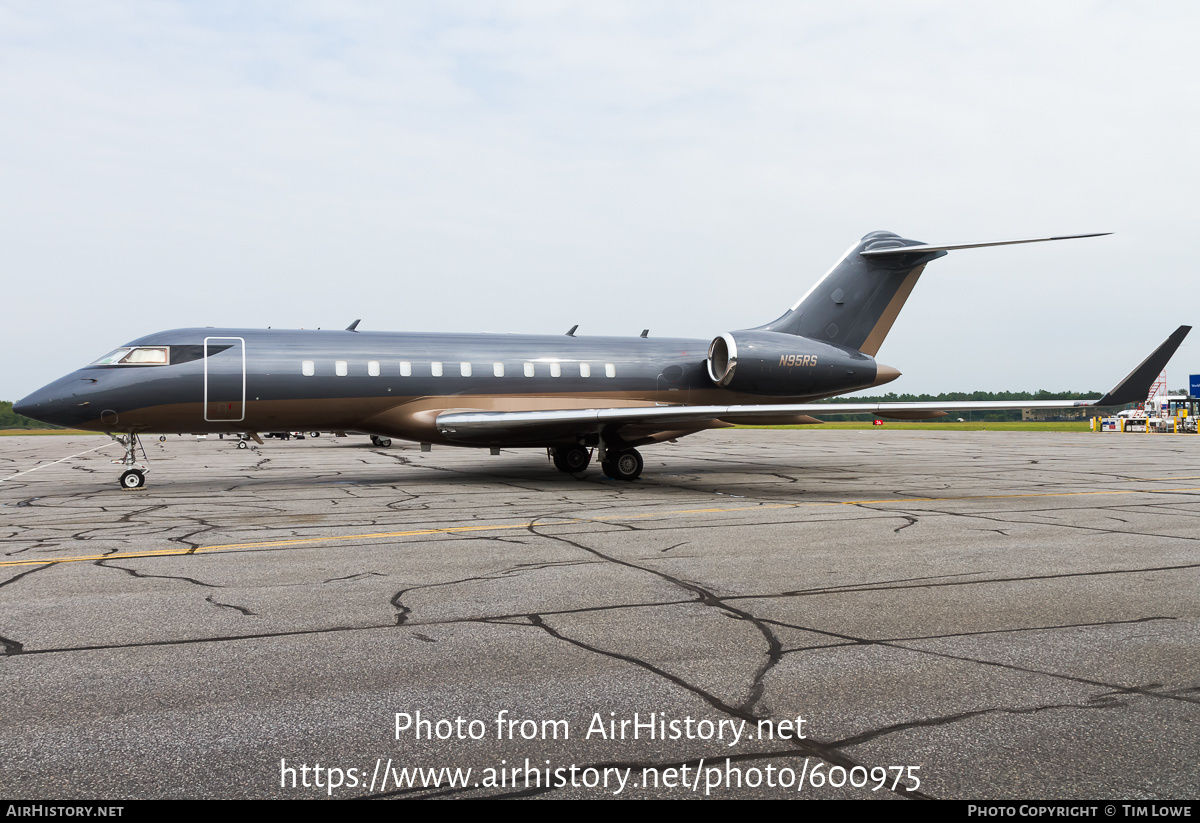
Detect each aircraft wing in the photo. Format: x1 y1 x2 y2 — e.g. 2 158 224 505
435 326 1190 445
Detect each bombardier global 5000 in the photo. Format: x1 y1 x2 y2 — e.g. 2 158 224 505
15 231 1190 489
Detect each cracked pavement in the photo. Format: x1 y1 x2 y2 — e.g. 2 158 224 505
1 430 1198 799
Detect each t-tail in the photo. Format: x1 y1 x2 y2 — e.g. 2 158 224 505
754 230 1111 355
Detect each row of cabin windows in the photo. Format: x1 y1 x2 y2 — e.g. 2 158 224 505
300 360 617 378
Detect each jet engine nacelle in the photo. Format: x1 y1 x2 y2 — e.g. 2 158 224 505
706 330 880 396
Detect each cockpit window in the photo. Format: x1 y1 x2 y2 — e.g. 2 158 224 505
123 347 169 364
89 347 170 366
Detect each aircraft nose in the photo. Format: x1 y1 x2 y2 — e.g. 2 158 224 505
13 391 45 420
12 380 84 427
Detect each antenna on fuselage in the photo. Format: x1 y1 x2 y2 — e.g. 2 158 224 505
566 325 578 337
346 319 361 332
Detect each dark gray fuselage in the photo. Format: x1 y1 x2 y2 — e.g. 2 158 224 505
14 327 882 447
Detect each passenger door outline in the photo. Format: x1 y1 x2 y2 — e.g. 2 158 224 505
203 336 246 422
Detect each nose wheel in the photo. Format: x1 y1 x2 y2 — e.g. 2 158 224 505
119 469 146 489
109 432 149 490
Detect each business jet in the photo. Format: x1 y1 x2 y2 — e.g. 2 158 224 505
14 230 1189 489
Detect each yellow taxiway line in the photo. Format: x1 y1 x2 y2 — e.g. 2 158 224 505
4 486 1199 569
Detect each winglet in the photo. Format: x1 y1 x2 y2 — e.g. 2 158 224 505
1092 325 1191 407
345 319 361 332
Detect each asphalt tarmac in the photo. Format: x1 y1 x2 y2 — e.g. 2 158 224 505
1 430 1197 799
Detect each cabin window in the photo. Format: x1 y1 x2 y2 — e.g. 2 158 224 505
400 361 412 377
493 362 504 377
523 362 535 377
579 363 591 378
368 361 380 376
302 360 315 376
605 363 616 378
460 362 472 377
550 362 561 378
431 362 443 377
335 360 348 377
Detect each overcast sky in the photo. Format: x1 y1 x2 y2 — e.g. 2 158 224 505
3 1 1198 400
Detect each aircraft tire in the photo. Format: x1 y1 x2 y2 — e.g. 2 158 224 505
377 438 392 448
310 432 320 438
602 448 643 481
119 469 146 490
237 441 248 450
552 445 591 473
159 435 166 442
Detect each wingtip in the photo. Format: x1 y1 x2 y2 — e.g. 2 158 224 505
1093 325 1191 407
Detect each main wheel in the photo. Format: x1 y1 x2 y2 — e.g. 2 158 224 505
237 440 248 449
310 432 320 438
119 469 146 490
551 445 591 473
602 448 643 481
159 435 166 442
377 437 392 447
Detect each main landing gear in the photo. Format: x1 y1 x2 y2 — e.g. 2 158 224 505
602 448 644 481
370 435 393 447
550 444 591 473
109 432 148 490
549 444 643 480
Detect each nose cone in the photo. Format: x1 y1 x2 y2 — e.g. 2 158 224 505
13 385 64 427
12 374 97 429
12 395 35 419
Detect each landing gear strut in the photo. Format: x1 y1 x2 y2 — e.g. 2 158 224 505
109 432 148 490
602 448 643 481
550 444 592 473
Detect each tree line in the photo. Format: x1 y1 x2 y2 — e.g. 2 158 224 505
823 389 1106 422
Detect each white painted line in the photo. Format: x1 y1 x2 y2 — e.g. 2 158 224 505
1 443 112 482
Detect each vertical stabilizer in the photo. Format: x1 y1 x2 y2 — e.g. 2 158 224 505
753 231 945 355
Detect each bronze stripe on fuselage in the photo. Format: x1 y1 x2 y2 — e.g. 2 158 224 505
70 382 890 446
857 264 927 357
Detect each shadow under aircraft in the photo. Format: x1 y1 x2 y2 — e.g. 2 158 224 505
15 230 1189 489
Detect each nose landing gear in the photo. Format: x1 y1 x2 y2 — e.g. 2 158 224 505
109 432 148 490
119 469 146 489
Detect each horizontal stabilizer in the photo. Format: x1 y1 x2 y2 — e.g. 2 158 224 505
1093 325 1191 407
860 233 1110 257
